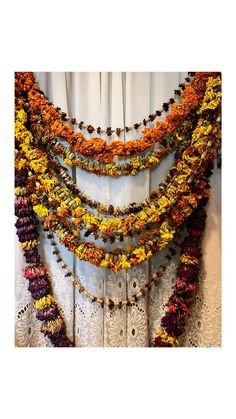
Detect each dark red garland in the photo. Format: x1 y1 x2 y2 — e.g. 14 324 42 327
15 167 74 347
152 165 213 347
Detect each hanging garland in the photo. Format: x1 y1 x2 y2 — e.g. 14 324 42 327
46 229 181 309
15 108 212 271
15 168 73 347
44 112 196 177
35 74 194 136
15 75 220 271
16 76 220 237
15 72 216 164
15 71 221 346
151 192 210 347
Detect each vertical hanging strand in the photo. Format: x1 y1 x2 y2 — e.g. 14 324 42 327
148 72 184 340
41 72 75 343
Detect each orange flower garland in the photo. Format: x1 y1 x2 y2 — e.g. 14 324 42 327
15 72 218 163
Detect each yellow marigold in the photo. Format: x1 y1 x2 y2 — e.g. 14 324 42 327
186 195 198 207
148 156 159 164
83 214 100 227
158 196 170 210
33 204 49 218
118 255 131 269
132 247 146 262
132 156 141 168
182 154 199 164
69 197 81 207
15 122 33 144
34 295 55 310
72 207 86 217
176 174 187 185
192 121 212 142
20 239 39 251
15 187 27 196
161 232 174 241
64 157 73 166
100 260 109 268
30 158 47 173
60 201 69 209
40 177 55 190
180 254 199 265
199 76 221 114
159 221 175 239
16 109 27 123
75 244 85 256
155 329 179 347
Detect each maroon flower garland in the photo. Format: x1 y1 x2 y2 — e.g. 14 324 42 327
151 166 212 347
15 167 74 347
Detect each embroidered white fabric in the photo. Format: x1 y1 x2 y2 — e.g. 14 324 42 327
15 72 221 347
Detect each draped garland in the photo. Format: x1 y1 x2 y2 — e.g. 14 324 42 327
15 71 221 347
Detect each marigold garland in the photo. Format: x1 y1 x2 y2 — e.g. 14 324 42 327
46 229 181 308
46 116 195 177
40 74 193 136
15 167 73 347
15 77 220 245
15 72 221 346
151 193 210 347
15 71 219 164
15 75 221 271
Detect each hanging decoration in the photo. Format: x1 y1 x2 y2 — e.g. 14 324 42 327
36 75 193 136
15 167 73 347
16 71 215 165
15 71 221 347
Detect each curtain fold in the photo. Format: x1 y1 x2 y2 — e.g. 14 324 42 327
15 72 221 347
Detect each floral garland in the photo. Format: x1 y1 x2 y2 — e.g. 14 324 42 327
15 167 73 347
45 116 195 177
15 110 211 271
37 75 194 136
46 229 181 308
15 71 216 163
151 191 210 347
15 76 221 271
15 72 221 346
15 77 220 243
46 140 194 217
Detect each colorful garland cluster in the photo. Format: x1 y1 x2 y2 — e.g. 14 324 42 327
15 167 73 347
15 75 221 271
46 229 181 309
15 71 221 346
15 109 210 271
47 116 194 177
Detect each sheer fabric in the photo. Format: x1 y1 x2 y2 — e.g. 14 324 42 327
15 72 221 347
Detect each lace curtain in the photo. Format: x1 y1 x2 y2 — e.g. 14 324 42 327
15 72 221 347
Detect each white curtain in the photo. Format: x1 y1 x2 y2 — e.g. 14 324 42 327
15 72 221 347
